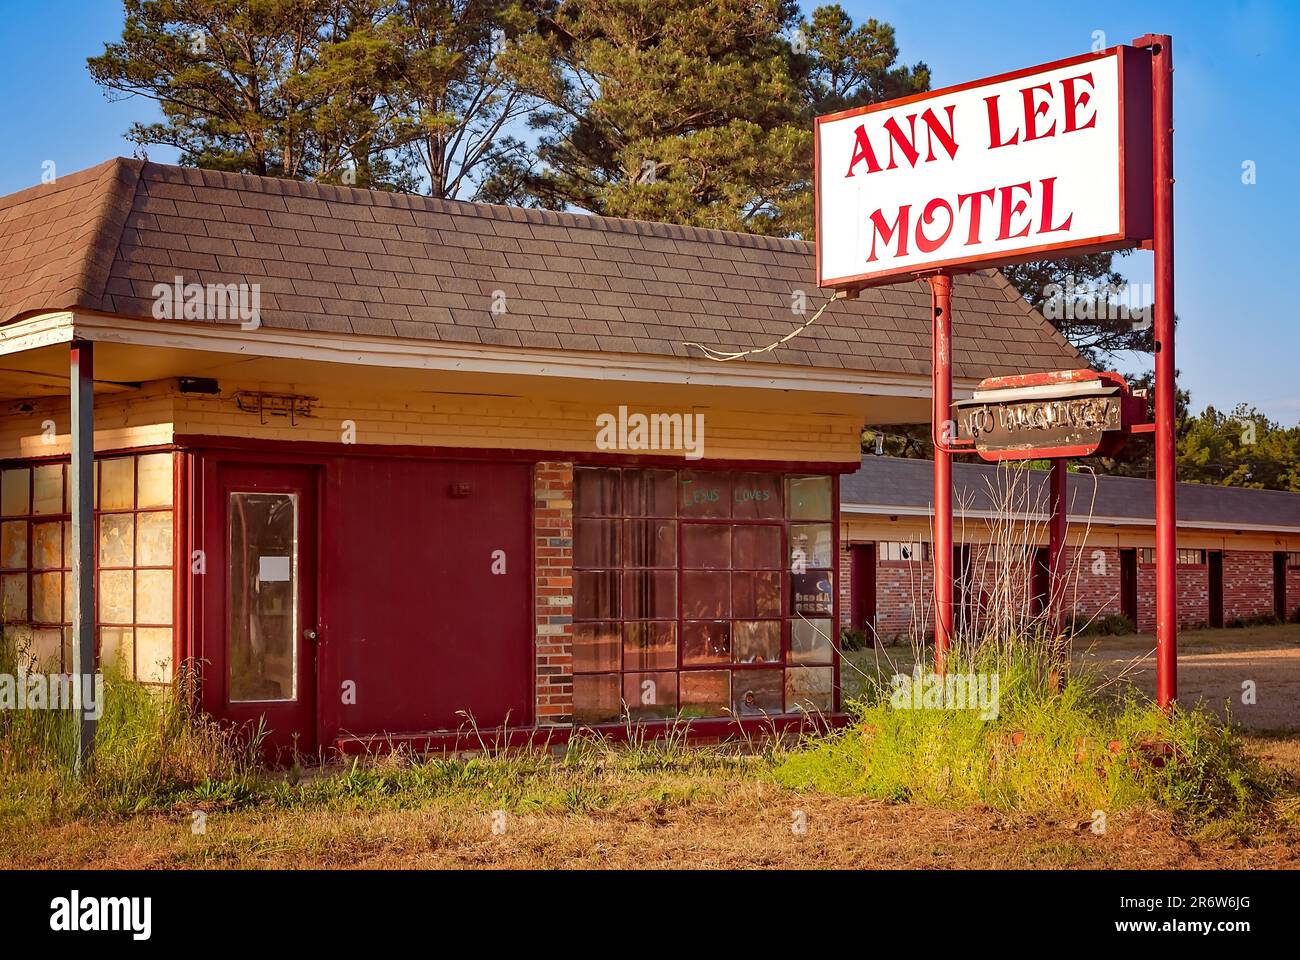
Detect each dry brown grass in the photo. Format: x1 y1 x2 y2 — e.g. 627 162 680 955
4 735 1297 870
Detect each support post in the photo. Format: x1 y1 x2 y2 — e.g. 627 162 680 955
931 274 954 673
70 340 96 771
1138 33 1178 710
1048 458 1068 635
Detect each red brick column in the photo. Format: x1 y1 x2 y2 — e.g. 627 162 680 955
534 462 573 725
838 538 853 629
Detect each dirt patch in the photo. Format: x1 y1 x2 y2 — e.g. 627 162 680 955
1076 625 1300 732
5 777 1296 870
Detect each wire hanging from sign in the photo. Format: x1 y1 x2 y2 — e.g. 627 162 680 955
682 289 849 362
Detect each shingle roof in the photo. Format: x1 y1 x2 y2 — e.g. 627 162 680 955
0 158 1084 379
841 456 1300 530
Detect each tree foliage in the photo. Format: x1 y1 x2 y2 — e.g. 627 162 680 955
479 0 927 234
88 0 537 197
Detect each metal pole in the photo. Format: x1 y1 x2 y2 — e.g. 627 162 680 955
1138 33 1178 710
1048 458 1068 635
931 274 954 672
70 340 96 771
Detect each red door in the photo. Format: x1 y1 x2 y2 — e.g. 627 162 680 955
203 463 319 758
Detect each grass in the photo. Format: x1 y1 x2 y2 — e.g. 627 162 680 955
777 648 1288 837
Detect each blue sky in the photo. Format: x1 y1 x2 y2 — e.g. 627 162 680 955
0 1 1295 423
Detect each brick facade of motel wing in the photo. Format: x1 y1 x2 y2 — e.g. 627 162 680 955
838 457 1300 640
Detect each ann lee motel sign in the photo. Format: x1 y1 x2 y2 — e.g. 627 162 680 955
815 46 1153 287
813 39 1176 707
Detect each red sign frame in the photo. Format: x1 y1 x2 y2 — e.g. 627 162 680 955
814 45 1154 290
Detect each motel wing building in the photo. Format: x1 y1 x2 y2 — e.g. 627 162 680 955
839 456 1300 640
0 157 1132 751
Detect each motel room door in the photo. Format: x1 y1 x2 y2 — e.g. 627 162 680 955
203 463 319 756
1208 551 1225 629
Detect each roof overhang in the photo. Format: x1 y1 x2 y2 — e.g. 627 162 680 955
840 502 1300 535
0 311 979 420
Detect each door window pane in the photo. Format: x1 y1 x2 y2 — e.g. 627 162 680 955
623 671 677 720
787 476 831 520
790 524 833 569
574 519 619 568
32 465 63 515
622 519 676 568
733 669 783 716
786 666 834 713
622 469 676 517
228 492 298 702
136 453 174 508
136 511 174 567
1 469 29 516
32 572 61 623
682 523 730 568
680 670 729 718
624 621 676 671
733 571 781 618
622 570 676 619
731 473 782 519
100 458 135 510
98 570 133 625
732 524 780 569
791 570 834 617
135 569 173 624
574 468 620 517
679 471 730 518
791 618 834 664
99 514 134 567
682 570 729 619
574 570 620 620
573 622 620 672
0 521 25 570
32 522 61 570
573 673 622 724
1 575 26 622
682 620 730 665
733 620 780 663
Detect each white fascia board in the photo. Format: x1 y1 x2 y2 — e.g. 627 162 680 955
67 311 979 399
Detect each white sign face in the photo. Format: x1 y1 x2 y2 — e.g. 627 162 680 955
815 47 1151 288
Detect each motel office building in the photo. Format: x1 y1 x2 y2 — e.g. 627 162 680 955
0 157 1263 753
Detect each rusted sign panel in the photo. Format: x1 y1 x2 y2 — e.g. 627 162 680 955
958 392 1122 456
952 370 1146 461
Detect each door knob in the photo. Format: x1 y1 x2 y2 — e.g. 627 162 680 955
304 628 318 641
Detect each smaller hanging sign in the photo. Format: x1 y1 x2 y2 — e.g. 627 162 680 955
952 369 1149 461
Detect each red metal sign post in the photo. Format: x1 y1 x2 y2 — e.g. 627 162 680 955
1137 33 1178 709
931 273 955 671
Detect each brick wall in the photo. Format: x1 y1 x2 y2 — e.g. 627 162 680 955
853 540 1289 636
1286 560 1300 620
534 462 574 725
876 560 933 639
1129 562 1213 632
1058 545 1123 619
1223 551 1274 622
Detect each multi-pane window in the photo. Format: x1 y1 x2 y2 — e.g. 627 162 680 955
571 468 835 724
878 540 930 562
1137 547 1206 566
1287 552 1300 568
0 453 174 682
